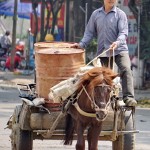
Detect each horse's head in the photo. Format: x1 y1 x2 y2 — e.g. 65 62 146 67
93 83 112 121
78 67 118 121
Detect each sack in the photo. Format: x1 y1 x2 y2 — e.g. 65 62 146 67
49 77 79 103
48 66 94 103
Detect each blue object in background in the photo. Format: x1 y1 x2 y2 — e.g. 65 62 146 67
0 0 40 19
29 34 35 69
54 28 64 41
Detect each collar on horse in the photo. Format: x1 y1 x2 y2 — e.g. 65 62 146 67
71 84 113 120
73 102 97 117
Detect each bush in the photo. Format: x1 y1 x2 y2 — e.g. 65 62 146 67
86 38 97 64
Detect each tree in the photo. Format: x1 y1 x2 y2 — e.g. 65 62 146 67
40 0 65 41
72 0 103 42
31 0 39 43
31 0 64 42
10 0 18 71
72 0 103 62
73 0 85 42
48 0 64 35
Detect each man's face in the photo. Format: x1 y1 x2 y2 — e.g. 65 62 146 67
104 0 117 7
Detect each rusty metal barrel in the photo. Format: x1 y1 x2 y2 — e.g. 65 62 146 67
34 42 75 51
34 42 85 100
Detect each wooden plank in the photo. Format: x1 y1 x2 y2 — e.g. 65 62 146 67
30 110 124 131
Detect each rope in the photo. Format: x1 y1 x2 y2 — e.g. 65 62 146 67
86 47 115 72
42 111 65 138
112 47 115 71
86 48 111 66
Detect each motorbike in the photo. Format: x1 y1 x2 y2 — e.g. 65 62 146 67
0 48 8 70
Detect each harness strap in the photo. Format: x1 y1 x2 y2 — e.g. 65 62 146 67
82 85 95 107
82 84 113 112
72 82 113 120
73 102 96 117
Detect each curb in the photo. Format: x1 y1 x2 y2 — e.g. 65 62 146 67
0 83 18 90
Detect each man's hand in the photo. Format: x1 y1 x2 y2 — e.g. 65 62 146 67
110 42 118 50
70 43 82 49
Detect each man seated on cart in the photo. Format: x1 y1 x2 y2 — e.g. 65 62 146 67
71 0 137 107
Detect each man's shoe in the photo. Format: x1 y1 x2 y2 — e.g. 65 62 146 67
124 98 137 107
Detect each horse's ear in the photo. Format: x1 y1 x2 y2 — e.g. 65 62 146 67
110 73 119 80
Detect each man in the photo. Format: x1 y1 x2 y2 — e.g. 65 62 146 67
71 0 137 106
5 51 21 70
0 30 12 56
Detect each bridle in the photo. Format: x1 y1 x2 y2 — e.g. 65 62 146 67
72 77 114 121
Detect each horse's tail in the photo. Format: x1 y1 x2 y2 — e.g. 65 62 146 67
64 114 74 145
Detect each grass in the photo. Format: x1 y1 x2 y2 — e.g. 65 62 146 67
137 99 150 108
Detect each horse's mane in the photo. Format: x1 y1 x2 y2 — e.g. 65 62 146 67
78 67 118 96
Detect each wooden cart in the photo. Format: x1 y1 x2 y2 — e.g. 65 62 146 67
7 83 138 150
7 42 138 150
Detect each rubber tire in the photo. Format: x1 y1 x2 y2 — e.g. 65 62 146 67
11 105 33 150
112 111 135 150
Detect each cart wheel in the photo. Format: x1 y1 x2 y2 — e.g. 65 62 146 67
10 105 33 150
112 111 135 150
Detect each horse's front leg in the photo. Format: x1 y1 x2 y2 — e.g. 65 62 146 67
76 122 85 150
87 125 102 150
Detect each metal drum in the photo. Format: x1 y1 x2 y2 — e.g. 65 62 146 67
34 42 85 100
34 42 74 51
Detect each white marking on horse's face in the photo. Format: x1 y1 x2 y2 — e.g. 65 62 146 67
96 110 108 121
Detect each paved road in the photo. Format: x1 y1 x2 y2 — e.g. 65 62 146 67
0 88 150 150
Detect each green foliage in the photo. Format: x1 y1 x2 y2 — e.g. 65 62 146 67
16 34 28 40
137 99 150 108
86 38 97 63
99 0 103 4
140 21 150 60
86 38 97 51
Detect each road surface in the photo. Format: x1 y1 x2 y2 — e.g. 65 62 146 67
0 88 150 150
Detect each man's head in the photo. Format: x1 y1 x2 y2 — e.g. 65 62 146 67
5 30 10 36
104 0 118 7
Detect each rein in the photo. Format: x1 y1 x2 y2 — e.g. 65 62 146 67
73 83 113 120
86 48 115 70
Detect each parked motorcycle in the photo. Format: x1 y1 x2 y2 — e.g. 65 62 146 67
0 48 8 70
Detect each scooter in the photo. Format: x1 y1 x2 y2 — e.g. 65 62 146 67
0 48 8 70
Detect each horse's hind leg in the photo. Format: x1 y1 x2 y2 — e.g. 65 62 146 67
87 126 102 150
76 123 85 150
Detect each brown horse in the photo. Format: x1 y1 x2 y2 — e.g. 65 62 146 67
63 67 118 150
